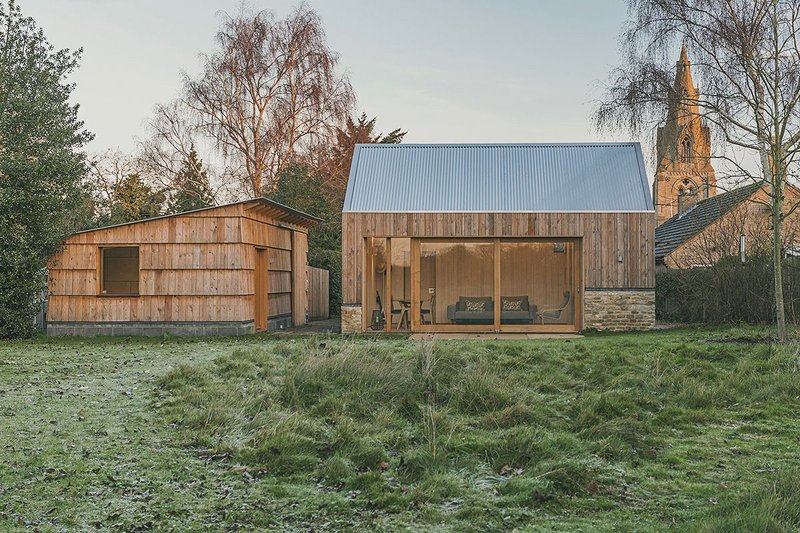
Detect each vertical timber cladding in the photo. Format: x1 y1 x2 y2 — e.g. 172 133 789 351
342 212 655 325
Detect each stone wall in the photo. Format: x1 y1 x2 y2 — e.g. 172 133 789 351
341 305 362 333
584 290 655 331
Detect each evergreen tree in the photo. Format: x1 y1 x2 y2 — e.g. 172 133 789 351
283 114 405 316
107 174 165 225
0 1 93 337
167 148 215 214
321 113 406 206
271 164 342 315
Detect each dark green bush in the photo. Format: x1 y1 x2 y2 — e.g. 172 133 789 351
656 255 800 324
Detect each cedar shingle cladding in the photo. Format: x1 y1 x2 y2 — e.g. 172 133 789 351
47 199 317 334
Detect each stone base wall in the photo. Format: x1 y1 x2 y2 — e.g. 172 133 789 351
584 290 655 331
47 321 255 337
341 305 362 333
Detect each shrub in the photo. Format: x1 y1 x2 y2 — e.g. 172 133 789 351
656 255 800 324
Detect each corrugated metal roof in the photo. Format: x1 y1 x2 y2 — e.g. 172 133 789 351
343 143 654 212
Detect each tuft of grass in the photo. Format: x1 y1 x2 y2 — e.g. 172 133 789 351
688 468 800 532
146 328 800 529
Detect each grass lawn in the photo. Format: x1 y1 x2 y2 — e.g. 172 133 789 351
2 327 800 531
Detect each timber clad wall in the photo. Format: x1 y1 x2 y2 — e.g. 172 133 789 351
48 201 314 335
342 212 656 306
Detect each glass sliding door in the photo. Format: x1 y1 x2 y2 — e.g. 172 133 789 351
417 240 495 330
389 238 411 331
499 240 576 329
411 238 581 332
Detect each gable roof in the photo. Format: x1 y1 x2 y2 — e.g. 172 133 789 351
343 143 654 213
654 181 763 263
72 197 322 235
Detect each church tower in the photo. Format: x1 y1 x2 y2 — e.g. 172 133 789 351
654 44 716 225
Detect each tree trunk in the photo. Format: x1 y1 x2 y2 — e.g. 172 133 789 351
766 143 787 342
772 200 786 341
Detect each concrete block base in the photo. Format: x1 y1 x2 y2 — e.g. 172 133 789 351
47 321 256 337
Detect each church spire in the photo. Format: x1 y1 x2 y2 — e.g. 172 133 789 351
679 41 689 64
653 45 717 225
673 42 698 118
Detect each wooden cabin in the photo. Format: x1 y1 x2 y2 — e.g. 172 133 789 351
341 143 656 334
47 198 320 336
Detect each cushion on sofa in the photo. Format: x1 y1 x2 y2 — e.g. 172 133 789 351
458 296 493 312
501 296 529 312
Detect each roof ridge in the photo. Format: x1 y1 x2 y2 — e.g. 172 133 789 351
70 197 321 236
355 142 640 148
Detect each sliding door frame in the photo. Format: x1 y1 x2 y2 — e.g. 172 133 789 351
410 236 583 333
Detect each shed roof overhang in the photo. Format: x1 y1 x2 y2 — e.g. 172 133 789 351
70 196 322 237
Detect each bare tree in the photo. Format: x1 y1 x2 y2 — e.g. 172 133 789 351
596 0 800 340
138 100 198 190
182 4 354 197
86 150 140 214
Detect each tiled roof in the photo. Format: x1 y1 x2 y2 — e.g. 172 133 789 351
654 182 763 263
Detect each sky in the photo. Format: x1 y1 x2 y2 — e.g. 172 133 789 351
21 0 632 154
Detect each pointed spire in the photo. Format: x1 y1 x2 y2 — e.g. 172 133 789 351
674 42 696 99
679 41 689 64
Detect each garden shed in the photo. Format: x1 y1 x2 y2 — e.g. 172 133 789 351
341 143 656 333
47 198 320 336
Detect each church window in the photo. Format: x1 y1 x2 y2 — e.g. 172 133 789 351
678 178 696 195
681 135 693 161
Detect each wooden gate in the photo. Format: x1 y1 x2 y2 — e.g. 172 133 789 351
308 266 329 320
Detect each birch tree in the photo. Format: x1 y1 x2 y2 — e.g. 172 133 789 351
183 4 354 197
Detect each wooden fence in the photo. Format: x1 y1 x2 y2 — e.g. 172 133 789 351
308 266 330 321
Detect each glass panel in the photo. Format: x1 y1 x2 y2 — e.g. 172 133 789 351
390 238 411 331
102 247 139 295
364 237 387 331
419 241 494 327
500 241 575 326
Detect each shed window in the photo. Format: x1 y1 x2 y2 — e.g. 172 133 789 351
100 247 139 295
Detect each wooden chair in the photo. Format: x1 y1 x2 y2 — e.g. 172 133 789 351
538 291 571 324
420 295 435 325
392 300 410 329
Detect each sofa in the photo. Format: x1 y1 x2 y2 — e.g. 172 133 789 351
446 296 537 325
